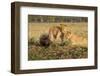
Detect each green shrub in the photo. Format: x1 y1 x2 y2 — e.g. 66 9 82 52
60 39 72 46
28 37 35 45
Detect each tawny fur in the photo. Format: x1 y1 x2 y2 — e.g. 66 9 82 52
48 24 87 47
48 24 66 43
65 31 87 47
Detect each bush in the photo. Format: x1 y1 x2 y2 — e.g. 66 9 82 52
39 34 51 47
28 37 41 46
60 39 72 46
28 37 35 45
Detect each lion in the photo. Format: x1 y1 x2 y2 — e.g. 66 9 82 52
48 24 67 43
65 31 88 47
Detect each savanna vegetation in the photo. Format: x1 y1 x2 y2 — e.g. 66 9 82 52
28 15 88 60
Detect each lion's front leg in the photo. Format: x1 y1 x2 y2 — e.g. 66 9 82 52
59 32 64 44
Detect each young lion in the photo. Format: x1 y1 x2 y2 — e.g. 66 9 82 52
65 31 87 47
48 24 67 43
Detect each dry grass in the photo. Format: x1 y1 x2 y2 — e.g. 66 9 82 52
28 22 87 38
28 22 88 60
